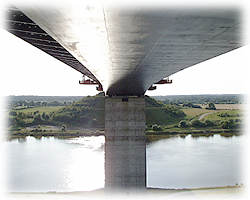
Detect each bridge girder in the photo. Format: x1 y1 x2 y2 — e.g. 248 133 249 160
5 4 242 96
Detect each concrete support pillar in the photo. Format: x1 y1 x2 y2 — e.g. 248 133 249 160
105 96 146 190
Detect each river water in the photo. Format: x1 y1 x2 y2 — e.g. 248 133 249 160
6 134 243 192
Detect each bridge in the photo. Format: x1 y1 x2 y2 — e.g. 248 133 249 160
5 2 242 190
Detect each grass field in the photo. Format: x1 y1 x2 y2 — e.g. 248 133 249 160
15 106 65 114
11 104 243 135
146 107 181 125
182 104 242 120
181 108 215 119
203 109 242 121
214 104 243 110
199 104 243 110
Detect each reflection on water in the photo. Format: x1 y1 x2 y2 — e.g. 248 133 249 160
147 134 243 189
6 134 243 192
6 136 105 192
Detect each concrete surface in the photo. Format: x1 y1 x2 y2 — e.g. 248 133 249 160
6 2 242 95
105 97 146 189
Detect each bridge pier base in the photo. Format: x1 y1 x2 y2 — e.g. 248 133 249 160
105 96 146 190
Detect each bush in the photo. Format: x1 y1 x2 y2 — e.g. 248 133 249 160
33 114 42 123
191 119 205 128
15 117 26 127
235 119 241 122
206 102 216 110
164 105 186 118
178 120 188 128
220 120 235 129
183 103 193 107
218 113 230 117
152 124 162 131
61 124 67 132
9 111 17 116
192 104 202 109
204 120 215 127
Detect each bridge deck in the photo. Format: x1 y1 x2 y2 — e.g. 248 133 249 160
5 3 242 96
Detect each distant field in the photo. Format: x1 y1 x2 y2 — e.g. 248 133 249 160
198 104 242 110
15 106 64 114
203 109 242 121
214 104 243 110
182 105 242 121
181 108 215 119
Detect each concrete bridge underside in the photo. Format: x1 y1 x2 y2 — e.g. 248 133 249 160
6 4 241 96
5 2 242 191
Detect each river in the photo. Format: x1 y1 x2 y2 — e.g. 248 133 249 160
5 134 243 192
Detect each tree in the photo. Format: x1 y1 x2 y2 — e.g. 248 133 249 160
48 101 62 106
61 124 66 132
29 101 35 107
9 111 17 116
45 114 50 121
33 114 42 124
191 104 202 109
33 110 39 115
42 112 46 120
178 120 188 128
221 120 235 129
206 102 216 110
183 103 193 107
15 117 26 127
218 112 230 117
17 112 25 118
35 101 41 107
152 124 162 131
41 102 48 107
204 120 215 127
191 119 205 128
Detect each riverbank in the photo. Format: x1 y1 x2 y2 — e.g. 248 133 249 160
6 185 244 200
7 128 104 140
146 128 242 136
7 127 242 140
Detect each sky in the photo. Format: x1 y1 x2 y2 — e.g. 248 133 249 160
0 29 249 97
0 1 250 199
0 0 249 97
